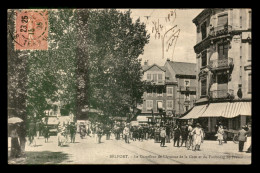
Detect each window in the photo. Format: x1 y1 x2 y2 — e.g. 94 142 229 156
201 21 207 40
166 100 173 109
218 43 229 59
157 101 163 110
157 88 163 97
248 73 251 93
185 106 189 112
146 100 153 110
201 79 207 96
201 51 207 67
147 89 152 97
217 74 228 84
153 74 157 82
185 94 190 101
218 14 228 26
147 73 151 80
248 43 251 61
167 87 173 96
158 74 163 83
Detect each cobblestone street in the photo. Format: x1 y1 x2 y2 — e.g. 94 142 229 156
8 134 251 164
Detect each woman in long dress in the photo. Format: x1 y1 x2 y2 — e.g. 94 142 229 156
217 125 224 145
191 123 204 151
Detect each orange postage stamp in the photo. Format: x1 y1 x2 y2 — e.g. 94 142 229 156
14 10 48 50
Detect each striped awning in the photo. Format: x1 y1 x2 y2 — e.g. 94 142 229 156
180 105 207 119
199 102 251 118
221 102 251 118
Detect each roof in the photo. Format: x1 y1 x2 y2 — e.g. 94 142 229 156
167 61 197 76
142 64 166 72
192 9 211 25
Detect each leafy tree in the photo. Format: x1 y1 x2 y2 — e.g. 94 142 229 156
76 9 150 120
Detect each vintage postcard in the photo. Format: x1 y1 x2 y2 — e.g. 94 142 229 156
7 8 251 164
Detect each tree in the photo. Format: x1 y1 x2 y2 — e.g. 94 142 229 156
8 9 78 158
76 9 150 120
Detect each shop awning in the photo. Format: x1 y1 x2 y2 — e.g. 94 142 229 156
200 102 251 118
221 102 251 118
180 105 207 119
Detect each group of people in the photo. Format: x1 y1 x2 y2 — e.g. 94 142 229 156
57 121 77 146
158 122 204 151
27 119 51 146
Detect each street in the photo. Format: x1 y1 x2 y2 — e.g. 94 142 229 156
8 134 251 164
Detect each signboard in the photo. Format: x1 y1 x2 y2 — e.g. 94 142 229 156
233 35 241 43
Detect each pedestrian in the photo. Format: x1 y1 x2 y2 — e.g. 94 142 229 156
246 124 251 153
180 123 188 147
35 120 41 139
79 123 86 139
216 125 224 145
97 125 103 143
173 124 181 147
123 124 130 143
42 125 50 143
187 122 193 150
138 126 144 141
105 125 111 140
237 125 248 152
166 124 171 143
223 126 228 143
130 125 134 140
28 120 36 147
191 123 204 151
69 122 77 143
9 124 21 158
160 127 166 147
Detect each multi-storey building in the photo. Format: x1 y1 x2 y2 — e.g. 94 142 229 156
181 8 251 137
136 60 197 125
165 60 197 116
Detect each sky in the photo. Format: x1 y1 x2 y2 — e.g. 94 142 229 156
120 9 204 66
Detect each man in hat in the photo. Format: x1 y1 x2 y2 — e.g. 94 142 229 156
123 124 130 143
160 126 166 147
237 125 248 152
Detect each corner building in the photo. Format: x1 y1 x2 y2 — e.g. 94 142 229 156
181 8 251 139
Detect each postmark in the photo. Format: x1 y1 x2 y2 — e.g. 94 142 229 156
14 10 48 50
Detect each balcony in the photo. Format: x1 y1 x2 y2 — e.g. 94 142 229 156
146 80 165 85
209 25 232 37
209 89 234 99
179 86 196 92
208 57 233 70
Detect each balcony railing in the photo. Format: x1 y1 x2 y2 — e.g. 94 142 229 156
147 80 165 85
208 57 233 70
209 25 232 37
179 86 196 92
209 89 234 99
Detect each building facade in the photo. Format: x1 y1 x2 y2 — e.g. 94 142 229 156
181 8 251 137
165 60 197 116
137 60 197 125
